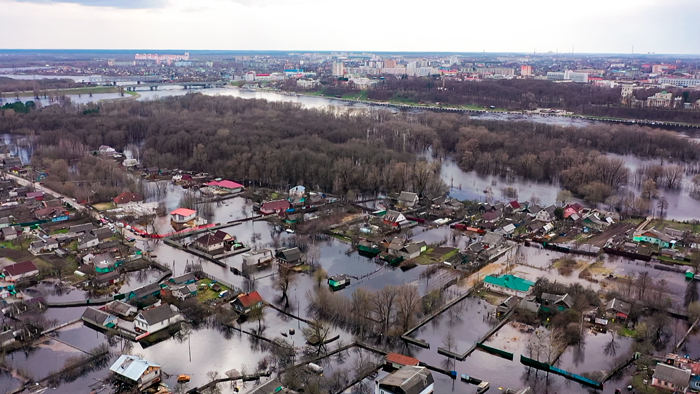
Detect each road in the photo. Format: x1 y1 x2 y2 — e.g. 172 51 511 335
4 173 87 212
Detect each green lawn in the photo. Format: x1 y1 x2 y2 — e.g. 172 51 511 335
0 241 22 250
631 372 663 394
51 228 69 235
196 278 231 302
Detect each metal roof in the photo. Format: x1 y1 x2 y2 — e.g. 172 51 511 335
110 354 160 382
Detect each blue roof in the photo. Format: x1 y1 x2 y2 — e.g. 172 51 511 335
110 354 159 382
484 274 534 292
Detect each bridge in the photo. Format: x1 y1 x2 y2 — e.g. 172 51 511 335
124 81 226 91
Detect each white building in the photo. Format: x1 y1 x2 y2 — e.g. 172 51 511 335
110 355 162 390
659 77 700 87
134 304 182 334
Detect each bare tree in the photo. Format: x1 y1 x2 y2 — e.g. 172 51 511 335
396 285 421 333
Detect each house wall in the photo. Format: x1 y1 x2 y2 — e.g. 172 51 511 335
138 369 161 389
7 270 39 282
484 282 529 297
634 235 671 248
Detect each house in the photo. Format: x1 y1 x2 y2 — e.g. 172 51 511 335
1 227 17 241
652 363 691 393
104 300 137 318
2 157 22 168
634 229 673 249
194 233 225 252
233 291 264 314
397 191 419 209
605 298 631 321
134 304 182 334
169 273 197 286
43 199 63 208
128 283 162 302
99 145 116 155
70 223 95 235
540 293 573 313
170 208 197 224
496 295 519 316
276 247 302 265
26 191 44 201
498 223 516 236
78 233 99 250
519 295 540 313
260 199 291 215
481 232 504 249
3 261 39 282
93 252 120 273
328 274 350 290
536 206 555 222
385 353 420 370
0 331 15 348
289 185 306 198
29 237 58 253
113 191 143 206
207 180 244 193
33 207 63 220
81 307 117 328
92 270 121 288
375 365 434 394
0 217 11 228
110 354 162 390
398 241 427 259
482 210 502 223
484 274 535 296
383 210 407 226
91 227 113 243
242 249 274 267
172 284 198 300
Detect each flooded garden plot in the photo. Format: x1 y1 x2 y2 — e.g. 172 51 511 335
117 267 166 293
26 279 88 302
135 325 272 389
556 330 635 376
409 296 497 354
3 337 86 382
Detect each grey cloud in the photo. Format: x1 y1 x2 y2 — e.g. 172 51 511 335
14 0 165 9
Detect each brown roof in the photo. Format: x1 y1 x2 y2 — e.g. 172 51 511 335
237 291 263 308
4 260 39 276
195 233 225 246
386 353 420 366
113 191 142 205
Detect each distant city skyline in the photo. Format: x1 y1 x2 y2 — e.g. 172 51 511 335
1 0 699 55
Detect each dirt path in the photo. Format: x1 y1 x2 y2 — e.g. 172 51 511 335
585 222 635 248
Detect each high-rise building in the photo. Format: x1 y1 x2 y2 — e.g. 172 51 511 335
332 62 345 77
384 59 397 68
520 65 533 76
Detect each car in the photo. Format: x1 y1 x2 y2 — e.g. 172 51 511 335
285 229 295 234
126 237 136 242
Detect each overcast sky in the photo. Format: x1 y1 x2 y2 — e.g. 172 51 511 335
0 0 698 54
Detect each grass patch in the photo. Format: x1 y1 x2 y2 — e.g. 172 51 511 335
92 202 115 212
196 278 231 302
51 228 69 235
474 289 507 306
631 371 663 394
618 327 637 338
0 241 22 250
649 219 697 233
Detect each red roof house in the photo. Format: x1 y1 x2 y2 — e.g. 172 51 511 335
113 191 143 206
3 260 39 282
386 353 420 369
260 200 291 215
206 180 244 192
233 291 264 314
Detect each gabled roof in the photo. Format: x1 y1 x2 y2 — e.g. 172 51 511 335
398 191 419 203
104 300 135 316
484 274 534 292
3 260 38 276
642 229 672 243
94 270 120 283
131 282 161 298
482 232 503 246
110 354 160 382
70 223 95 234
195 233 225 246
605 298 631 316
402 242 426 255
482 210 502 222
207 180 244 189
79 233 98 245
542 293 573 308
261 199 291 211
384 210 404 223
237 291 263 308
113 191 142 205
508 200 521 209
377 366 434 394
169 272 197 285
139 304 179 325
277 247 301 262
170 208 196 217
81 307 113 325
386 353 420 366
653 363 691 388
93 252 117 268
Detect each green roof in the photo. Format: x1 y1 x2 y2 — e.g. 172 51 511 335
484 274 534 292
